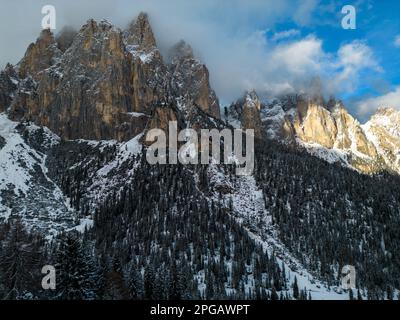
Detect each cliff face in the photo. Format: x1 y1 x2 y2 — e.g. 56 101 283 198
4 13 221 141
363 107 400 174
18 29 62 82
227 91 263 139
10 20 143 141
257 94 388 173
124 12 168 114
0 64 18 113
169 40 221 119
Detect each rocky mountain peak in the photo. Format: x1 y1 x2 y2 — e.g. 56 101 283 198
3 14 223 142
3 63 16 76
18 28 61 81
363 106 400 174
124 12 157 53
168 40 220 119
373 106 399 117
244 90 261 111
226 90 263 138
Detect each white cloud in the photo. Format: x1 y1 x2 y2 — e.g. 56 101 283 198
394 35 400 48
269 36 324 75
328 41 382 93
356 87 400 115
271 29 301 42
0 0 380 105
293 0 320 26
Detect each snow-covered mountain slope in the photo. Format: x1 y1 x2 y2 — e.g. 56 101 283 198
0 112 146 236
255 96 388 174
363 107 400 174
227 94 362 170
204 164 351 300
46 132 144 213
0 113 76 236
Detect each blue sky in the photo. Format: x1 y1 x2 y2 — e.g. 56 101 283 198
0 0 399 121
273 0 400 120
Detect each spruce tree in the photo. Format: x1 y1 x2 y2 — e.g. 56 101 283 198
293 276 299 300
55 233 96 300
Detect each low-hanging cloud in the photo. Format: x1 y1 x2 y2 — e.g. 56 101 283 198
0 0 380 106
356 87 400 116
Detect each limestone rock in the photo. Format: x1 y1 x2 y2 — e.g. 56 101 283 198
18 29 62 81
363 107 400 174
124 13 168 114
169 40 220 119
227 91 263 139
260 94 382 173
0 64 19 112
124 12 158 54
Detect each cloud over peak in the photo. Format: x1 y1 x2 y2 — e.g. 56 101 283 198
0 0 383 108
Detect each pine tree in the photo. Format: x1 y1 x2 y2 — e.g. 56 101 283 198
144 265 156 300
349 289 354 300
103 259 129 300
0 219 43 299
271 287 279 300
292 276 299 300
128 264 144 300
55 233 96 300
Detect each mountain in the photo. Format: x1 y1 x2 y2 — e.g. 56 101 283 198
226 91 263 138
363 107 400 174
0 13 400 301
4 13 220 142
227 93 397 174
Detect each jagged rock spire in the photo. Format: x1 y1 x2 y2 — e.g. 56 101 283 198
169 40 221 119
124 12 157 52
240 90 263 138
244 90 261 111
18 28 61 81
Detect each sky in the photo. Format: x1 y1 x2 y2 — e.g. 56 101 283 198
0 0 400 122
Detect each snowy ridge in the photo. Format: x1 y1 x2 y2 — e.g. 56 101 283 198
126 44 157 64
296 139 352 168
0 113 76 236
85 133 143 208
363 107 400 173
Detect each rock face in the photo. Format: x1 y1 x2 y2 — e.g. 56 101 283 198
0 64 18 112
257 94 386 173
18 29 62 81
4 13 221 141
169 40 220 119
10 20 145 141
227 91 263 138
223 86 392 174
363 107 400 174
124 12 159 54
124 13 168 114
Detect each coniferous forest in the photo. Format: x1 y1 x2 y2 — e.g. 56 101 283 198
1 139 399 300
